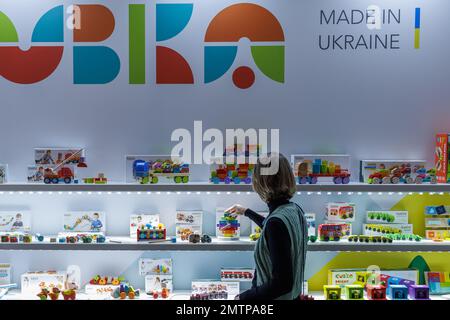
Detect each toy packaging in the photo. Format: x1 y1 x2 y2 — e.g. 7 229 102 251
27 165 55 183
426 272 450 295
0 211 31 232
130 214 159 238
216 210 240 240
363 223 413 236
145 275 173 295
409 285 430 300
388 284 409 300
366 284 386 300
323 285 341 300
359 160 433 184
21 271 66 297
139 258 172 276
328 269 418 287
291 154 351 184
0 263 11 285
345 284 364 300
35 148 86 166
220 268 254 282
424 205 450 240
209 158 254 185
176 211 203 242
64 211 105 233
190 280 239 300
137 223 166 241
0 164 7 184
85 275 124 298
366 211 409 224
435 133 450 183
305 213 316 237
326 202 356 222
126 155 189 184
319 222 352 241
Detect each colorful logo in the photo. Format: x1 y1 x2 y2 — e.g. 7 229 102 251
204 3 285 89
0 2 284 87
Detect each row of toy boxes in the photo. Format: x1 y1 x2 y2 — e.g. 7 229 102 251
328 269 450 295
425 205 450 240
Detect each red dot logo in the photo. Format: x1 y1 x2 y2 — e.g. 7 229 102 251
232 66 255 89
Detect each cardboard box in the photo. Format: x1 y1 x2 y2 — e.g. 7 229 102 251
176 211 202 225
363 223 413 236
85 284 119 298
0 263 11 285
360 160 426 183
145 275 173 294
435 134 450 183
328 269 418 288
291 154 351 183
322 221 352 239
0 211 31 232
130 214 159 238
34 148 86 165
326 203 356 222
63 211 106 233
426 271 450 295
305 213 316 237
366 211 408 224
425 229 450 240
21 271 66 296
425 218 450 228
139 258 172 276
191 280 240 300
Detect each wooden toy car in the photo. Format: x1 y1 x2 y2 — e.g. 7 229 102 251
345 284 364 300
297 159 350 184
324 285 341 300
366 285 386 300
133 159 189 184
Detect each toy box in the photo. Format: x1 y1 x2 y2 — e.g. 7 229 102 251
366 211 408 224
305 213 316 237
0 164 7 184
130 214 159 238
292 154 351 184
0 263 11 285
21 271 66 296
323 285 341 300
425 229 450 240
424 205 450 240
139 258 172 276
190 280 239 300
328 269 418 287
137 224 166 241
85 284 119 298
0 211 31 232
216 210 240 240
175 211 203 242
366 284 386 300
435 134 450 183
35 148 86 166
319 222 352 241
220 268 254 282
388 284 409 300
176 211 203 225
425 218 450 228
359 160 431 184
425 205 450 215
63 211 105 233
126 155 189 184
345 284 364 300
426 272 450 295
145 275 173 295
409 285 430 300
326 202 355 222
363 223 413 236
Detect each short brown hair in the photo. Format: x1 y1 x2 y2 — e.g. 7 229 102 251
252 153 296 203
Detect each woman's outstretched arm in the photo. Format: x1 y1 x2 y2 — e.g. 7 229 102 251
238 218 293 300
244 208 266 228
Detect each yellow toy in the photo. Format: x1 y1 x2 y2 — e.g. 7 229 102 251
324 285 341 300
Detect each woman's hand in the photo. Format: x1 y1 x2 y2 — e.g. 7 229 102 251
225 204 247 216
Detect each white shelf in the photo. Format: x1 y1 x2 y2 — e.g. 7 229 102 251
1 238 449 252
0 182 449 193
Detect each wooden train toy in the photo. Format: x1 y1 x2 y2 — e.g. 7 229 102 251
133 159 189 184
368 164 437 184
210 163 253 184
347 235 393 243
297 159 350 184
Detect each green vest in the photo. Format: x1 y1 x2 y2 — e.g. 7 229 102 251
254 202 308 300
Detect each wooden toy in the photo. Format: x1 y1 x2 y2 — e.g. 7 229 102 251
42 149 85 184
62 289 76 300
345 284 364 300
318 224 347 241
133 158 189 184
366 285 386 300
189 233 200 243
111 283 140 300
137 223 166 241
297 158 350 184
363 160 436 184
210 163 253 184
408 285 430 300
201 234 212 243
347 235 393 243
388 284 409 300
83 173 107 184
216 211 240 240
323 285 341 300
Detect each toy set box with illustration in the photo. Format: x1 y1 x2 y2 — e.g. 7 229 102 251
190 280 239 300
359 160 433 184
126 155 189 184
292 154 351 185
175 211 203 242
130 214 160 239
140 258 173 297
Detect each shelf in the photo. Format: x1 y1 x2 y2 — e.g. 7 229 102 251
1 238 449 252
0 182 450 193
0 237 256 251
307 240 450 252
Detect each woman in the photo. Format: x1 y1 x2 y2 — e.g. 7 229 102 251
227 153 308 300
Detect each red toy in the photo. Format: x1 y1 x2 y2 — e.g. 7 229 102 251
366 285 386 300
318 224 348 241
